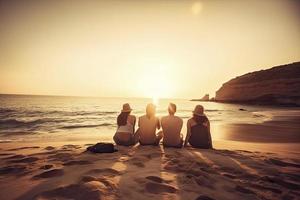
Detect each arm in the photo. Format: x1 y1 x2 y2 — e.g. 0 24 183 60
138 117 141 128
184 120 191 147
156 117 161 130
207 119 213 149
132 116 136 133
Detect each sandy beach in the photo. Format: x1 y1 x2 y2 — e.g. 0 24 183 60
0 140 299 200
1 0 300 199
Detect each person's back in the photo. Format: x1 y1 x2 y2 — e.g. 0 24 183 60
188 118 211 148
116 115 135 141
137 103 162 145
138 115 160 144
113 103 138 146
184 105 212 149
161 103 183 148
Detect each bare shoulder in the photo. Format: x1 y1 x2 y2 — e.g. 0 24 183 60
187 118 196 126
139 115 146 122
161 115 167 122
129 115 136 120
128 115 136 123
176 115 183 122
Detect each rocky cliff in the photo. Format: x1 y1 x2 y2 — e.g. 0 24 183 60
215 62 300 106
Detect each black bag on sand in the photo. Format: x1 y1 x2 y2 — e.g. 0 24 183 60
87 143 118 153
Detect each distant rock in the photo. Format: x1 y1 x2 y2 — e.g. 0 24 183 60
191 94 210 101
215 62 300 106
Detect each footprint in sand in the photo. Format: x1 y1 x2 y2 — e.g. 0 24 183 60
5 154 26 160
36 183 102 200
63 160 92 166
87 168 122 177
44 146 56 151
286 172 300 183
47 152 74 161
162 161 187 173
127 157 146 168
220 172 237 179
145 176 164 183
266 158 300 168
0 153 15 157
37 175 117 200
33 169 64 179
138 175 177 194
261 176 300 190
6 146 40 151
39 164 54 170
235 185 256 195
145 182 178 194
195 195 215 200
248 182 282 194
0 165 27 176
9 156 39 164
145 175 173 184
80 175 117 190
142 152 162 159
194 176 215 189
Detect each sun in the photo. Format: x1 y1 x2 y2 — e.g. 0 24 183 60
191 1 203 15
137 64 173 101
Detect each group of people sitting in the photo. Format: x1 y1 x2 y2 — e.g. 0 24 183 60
113 103 213 149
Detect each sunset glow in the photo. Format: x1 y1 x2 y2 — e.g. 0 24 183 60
0 0 299 99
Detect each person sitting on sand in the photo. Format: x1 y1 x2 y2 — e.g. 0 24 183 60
161 103 184 148
137 103 162 145
184 105 213 149
113 103 138 146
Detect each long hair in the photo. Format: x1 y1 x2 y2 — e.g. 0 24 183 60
193 114 208 124
146 103 155 119
117 112 130 126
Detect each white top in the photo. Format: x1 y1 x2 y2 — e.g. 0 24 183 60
116 122 134 134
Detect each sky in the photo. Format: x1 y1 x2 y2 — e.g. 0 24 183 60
0 0 300 99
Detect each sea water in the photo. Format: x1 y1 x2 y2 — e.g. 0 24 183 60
0 94 298 142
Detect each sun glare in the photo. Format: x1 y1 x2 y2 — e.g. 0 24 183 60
137 64 173 101
191 1 203 15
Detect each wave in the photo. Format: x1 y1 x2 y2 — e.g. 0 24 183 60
44 110 118 116
60 123 113 129
0 118 68 128
0 119 44 126
205 109 223 112
178 109 222 113
0 108 15 113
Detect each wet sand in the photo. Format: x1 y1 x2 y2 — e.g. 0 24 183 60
0 141 299 200
215 114 300 143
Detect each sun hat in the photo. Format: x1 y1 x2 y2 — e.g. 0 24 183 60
121 103 132 112
193 105 205 116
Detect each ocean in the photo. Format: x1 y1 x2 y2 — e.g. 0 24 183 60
0 94 299 143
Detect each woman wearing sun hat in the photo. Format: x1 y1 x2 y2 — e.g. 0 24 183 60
113 103 139 146
184 105 213 148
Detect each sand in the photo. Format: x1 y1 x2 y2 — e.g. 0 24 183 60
0 141 299 200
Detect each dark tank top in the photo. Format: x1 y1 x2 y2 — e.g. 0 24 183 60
189 116 212 149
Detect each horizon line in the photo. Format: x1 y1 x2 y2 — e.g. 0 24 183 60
0 93 192 100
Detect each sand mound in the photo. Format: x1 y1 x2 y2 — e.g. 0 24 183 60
36 176 118 200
